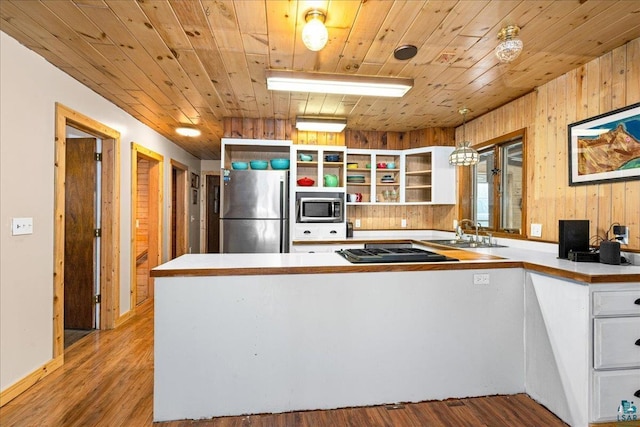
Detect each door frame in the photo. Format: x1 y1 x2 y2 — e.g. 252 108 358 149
131 143 163 310
170 160 189 258
54 103 121 360
200 170 220 253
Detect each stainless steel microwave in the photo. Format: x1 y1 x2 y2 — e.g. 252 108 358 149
297 197 343 223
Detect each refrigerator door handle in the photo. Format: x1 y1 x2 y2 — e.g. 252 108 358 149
279 180 284 253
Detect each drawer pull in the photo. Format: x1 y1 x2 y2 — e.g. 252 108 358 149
304 230 311 234
636 390 640 398
636 298 640 305
636 339 640 346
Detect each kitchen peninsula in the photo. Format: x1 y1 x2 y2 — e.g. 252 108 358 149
151 234 640 426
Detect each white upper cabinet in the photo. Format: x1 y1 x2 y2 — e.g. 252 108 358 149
221 138 292 171
291 145 346 192
345 146 456 205
404 146 456 205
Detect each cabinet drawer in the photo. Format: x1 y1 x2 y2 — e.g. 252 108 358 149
293 223 345 240
593 290 640 316
594 317 640 369
592 370 640 422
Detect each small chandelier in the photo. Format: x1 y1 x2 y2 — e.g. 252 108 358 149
302 9 328 51
449 108 479 166
495 25 523 63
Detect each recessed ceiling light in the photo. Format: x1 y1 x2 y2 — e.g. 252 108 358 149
176 127 201 137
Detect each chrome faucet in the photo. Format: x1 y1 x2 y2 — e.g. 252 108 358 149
459 219 480 242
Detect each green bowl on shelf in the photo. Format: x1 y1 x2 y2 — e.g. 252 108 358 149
270 158 290 170
249 160 268 170
231 161 248 170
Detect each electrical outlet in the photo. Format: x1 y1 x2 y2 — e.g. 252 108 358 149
473 273 490 285
355 219 361 228
531 223 542 238
613 225 629 245
401 218 407 228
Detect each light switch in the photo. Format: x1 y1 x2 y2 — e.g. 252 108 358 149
12 217 33 235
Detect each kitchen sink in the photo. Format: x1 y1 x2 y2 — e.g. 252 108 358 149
422 239 507 249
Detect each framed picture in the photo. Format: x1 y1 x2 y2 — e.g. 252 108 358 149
568 102 640 186
191 172 200 189
192 188 198 205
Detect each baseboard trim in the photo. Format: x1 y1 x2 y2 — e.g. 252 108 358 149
0 355 64 407
114 308 135 327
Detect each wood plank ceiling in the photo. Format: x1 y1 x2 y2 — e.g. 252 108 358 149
2 0 640 160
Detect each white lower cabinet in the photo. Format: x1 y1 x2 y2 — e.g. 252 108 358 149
593 317 640 369
293 223 345 241
591 286 640 424
525 276 640 426
592 370 640 422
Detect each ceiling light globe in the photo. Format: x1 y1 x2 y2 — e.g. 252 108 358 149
302 16 328 51
495 38 523 63
495 25 523 63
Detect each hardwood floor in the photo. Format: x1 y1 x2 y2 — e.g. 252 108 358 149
0 301 569 427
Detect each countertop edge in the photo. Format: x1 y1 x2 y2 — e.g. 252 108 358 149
151 261 523 277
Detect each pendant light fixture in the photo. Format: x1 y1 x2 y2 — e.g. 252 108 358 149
302 9 328 51
449 108 479 166
495 25 523 63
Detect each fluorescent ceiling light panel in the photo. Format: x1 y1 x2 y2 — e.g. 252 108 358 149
296 117 347 132
267 70 413 98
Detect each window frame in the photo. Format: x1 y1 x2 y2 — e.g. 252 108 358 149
461 128 527 237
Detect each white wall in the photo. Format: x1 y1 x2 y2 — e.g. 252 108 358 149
0 31 201 391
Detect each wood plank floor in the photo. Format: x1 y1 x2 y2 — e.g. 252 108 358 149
0 301 569 427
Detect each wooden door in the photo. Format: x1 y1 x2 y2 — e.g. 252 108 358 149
206 175 220 253
64 138 96 329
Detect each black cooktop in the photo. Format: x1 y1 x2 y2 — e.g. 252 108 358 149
337 247 458 264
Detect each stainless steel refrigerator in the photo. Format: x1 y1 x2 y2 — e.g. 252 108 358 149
220 170 289 253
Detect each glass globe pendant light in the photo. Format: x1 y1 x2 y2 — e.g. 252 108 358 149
449 108 479 166
302 10 328 52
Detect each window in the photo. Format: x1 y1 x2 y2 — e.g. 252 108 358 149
470 131 525 235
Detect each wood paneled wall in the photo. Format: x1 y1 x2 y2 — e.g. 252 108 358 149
223 118 457 230
459 38 640 251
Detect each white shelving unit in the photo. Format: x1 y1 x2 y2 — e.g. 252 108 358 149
291 145 347 192
403 146 456 205
345 149 402 204
345 146 456 206
220 138 292 170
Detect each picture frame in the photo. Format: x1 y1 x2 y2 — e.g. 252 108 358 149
568 102 640 186
192 188 198 205
191 172 200 189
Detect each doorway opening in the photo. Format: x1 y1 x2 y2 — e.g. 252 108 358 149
131 144 163 308
54 103 121 359
170 160 189 259
205 174 221 253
